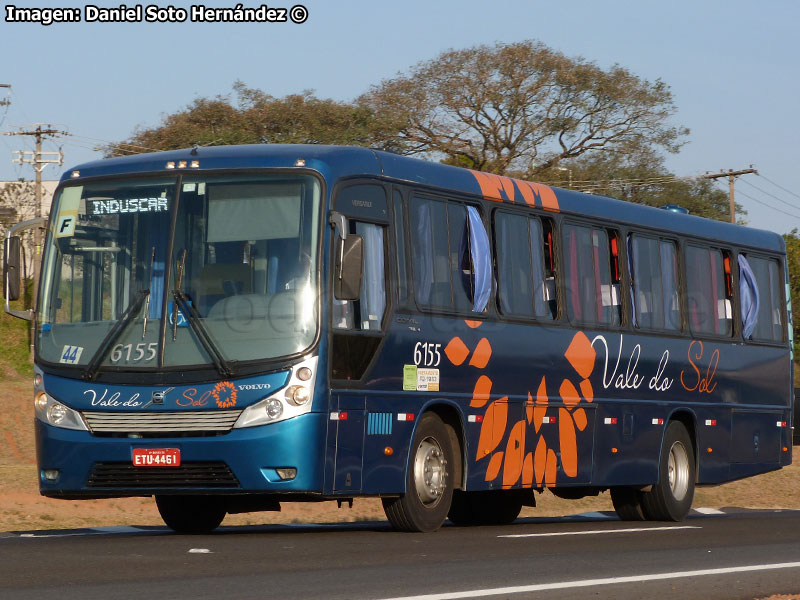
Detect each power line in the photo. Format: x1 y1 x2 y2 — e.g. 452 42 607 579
757 173 800 202
723 184 800 221
738 177 800 211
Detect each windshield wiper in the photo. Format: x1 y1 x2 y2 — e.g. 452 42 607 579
172 290 233 378
82 289 149 381
170 248 233 378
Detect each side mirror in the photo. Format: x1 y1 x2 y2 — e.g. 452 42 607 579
3 236 21 301
335 235 363 301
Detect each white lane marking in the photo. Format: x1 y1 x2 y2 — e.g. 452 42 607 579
694 507 725 515
499 525 700 538
376 562 800 600
188 548 212 554
20 526 151 538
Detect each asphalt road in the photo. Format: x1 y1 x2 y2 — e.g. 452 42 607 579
1 509 799 599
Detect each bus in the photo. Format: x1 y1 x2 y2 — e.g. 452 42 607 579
3 145 793 533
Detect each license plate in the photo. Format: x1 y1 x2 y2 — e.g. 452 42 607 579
132 448 180 467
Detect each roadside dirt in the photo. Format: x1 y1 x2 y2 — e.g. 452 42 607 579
1 377 797 532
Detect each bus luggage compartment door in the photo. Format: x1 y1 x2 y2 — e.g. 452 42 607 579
332 395 366 492
730 410 782 464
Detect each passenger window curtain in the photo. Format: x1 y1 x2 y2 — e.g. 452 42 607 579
413 201 433 305
466 206 491 312
356 222 386 330
738 254 760 339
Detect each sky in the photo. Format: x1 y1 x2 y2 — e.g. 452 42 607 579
1 0 799 233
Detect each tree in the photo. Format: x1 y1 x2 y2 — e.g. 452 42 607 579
532 151 741 222
108 82 382 155
0 181 37 281
358 41 688 177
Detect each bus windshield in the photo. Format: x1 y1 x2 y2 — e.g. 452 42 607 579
37 173 321 373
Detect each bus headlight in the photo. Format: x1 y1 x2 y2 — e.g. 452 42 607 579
285 385 310 406
233 356 317 429
34 392 88 431
266 398 283 420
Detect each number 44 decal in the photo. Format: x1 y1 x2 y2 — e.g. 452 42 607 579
60 345 84 364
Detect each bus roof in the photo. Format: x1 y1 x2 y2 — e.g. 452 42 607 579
63 144 784 253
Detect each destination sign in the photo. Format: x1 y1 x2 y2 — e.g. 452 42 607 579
88 197 169 215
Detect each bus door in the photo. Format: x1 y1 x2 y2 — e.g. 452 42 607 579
331 394 366 492
328 183 390 493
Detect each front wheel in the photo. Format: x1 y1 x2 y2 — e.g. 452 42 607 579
640 421 696 521
383 413 455 532
156 495 226 534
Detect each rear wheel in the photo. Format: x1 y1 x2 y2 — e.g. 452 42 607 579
383 413 455 532
641 421 695 521
448 491 523 526
156 495 226 534
610 487 646 521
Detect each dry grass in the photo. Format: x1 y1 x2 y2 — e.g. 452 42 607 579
0 376 797 532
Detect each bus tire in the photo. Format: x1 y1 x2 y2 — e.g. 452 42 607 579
382 412 455 532
156 495 226 534
448 491 523 526
610 487 646 521
641 421 696 521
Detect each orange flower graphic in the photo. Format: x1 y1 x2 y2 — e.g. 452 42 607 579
213 381 238 409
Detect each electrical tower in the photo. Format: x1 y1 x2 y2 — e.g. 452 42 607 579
703 167 758 224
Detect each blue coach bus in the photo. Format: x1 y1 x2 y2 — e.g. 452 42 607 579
3 145 793 533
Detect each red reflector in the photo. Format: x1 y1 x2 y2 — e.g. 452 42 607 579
339 411 348 421
777 421 787 428
705 419 717 426
475 415 483 423
604 417 617 425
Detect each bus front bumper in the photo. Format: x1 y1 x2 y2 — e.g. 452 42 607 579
35 412 327 497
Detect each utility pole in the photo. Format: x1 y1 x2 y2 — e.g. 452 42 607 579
3 124 66 353
0 84 10 108
703 167 758 224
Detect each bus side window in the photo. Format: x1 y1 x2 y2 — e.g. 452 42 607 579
563 223 621 327
685 245 732 336
629 235 681 331
494 211 556 320
333 222 386 332
393 191 408 305
741 254 784 342
410 196 491 314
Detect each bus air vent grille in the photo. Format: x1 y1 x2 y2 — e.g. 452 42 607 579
87 462 241 489
82 410 242 435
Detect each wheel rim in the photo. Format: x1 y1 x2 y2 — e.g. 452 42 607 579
413 436 447 505
667 441 690 501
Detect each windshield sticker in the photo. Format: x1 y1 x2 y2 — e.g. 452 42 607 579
55 186 82 238
167 301 190 327
87 197 169 216
59 345 84 364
